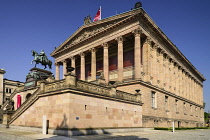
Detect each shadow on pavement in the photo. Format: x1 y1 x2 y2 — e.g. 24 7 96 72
38 135 149 140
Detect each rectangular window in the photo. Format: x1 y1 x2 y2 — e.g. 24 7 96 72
184 102 186 115
151 91 156 108
190 105 192 116
175 99 178 113
165 96 168 110
5 88 9 93
195 107 198 117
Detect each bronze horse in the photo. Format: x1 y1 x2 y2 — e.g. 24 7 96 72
31 50 52 69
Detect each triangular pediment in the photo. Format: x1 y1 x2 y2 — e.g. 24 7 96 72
51 9 142 56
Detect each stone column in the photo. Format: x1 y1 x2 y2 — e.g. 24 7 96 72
133 29 142 80
80 53 85 81
143 37 152 82
91 48 97 81
62 60 67 79
102 43 109 83
55 63 60 80
116 36 124 82
71 56 76 75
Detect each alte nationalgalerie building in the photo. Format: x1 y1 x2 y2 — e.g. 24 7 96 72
0 3 206 135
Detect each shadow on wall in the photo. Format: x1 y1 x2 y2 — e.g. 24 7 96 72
52 114 107 136
49 114 149 140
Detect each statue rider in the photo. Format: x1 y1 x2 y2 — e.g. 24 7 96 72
39 50 48 63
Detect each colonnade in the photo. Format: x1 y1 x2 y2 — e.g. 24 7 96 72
54 28 203 105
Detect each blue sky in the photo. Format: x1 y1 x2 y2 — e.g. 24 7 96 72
0 0 210 112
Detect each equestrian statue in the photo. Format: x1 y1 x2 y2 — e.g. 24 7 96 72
31 50 52 69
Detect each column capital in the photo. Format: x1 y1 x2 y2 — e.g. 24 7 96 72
70 56 76 61
80 52 85 57
115 36 124 43
132 28 142 37
152 44 158 50
160 49 165 56
62 59 67 63
144 37 152 45
54 62 60 66
89 48 97 53
102 42 109 49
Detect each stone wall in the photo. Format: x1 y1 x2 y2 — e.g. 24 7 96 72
117 82 204 127
11 92 142 129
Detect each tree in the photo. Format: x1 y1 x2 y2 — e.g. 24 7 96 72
204 112 210 124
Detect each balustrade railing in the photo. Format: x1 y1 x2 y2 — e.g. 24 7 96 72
45 79 66 92
77 80 110 96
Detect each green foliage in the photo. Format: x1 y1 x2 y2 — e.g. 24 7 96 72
204 112 210 121
203 102 206 108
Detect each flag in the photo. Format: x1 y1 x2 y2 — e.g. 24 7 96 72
93 6 101 22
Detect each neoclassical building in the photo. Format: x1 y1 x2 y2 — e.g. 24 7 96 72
0 3 205 135
51 4 205 127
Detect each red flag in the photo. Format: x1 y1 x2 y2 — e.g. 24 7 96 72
93 6 101 22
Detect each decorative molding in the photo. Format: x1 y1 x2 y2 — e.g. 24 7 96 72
80 52 85 57
102 42 109 49
115 36 124 43
132 28 142 37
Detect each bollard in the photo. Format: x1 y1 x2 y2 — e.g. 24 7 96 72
172 121 175 133
42 116 47 134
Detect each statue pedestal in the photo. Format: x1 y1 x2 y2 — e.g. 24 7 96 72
25 68 53 89
2 111 14 127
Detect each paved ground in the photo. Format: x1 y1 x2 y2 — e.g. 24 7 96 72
0 127 210 140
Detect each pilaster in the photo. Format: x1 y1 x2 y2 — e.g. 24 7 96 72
143 37 152 82
159 50 164 88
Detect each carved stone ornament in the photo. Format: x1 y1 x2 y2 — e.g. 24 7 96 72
144 37 152 45
70 56 76 61
115 36 124 43
69 23 114 46
102 43 109 49
89 48 97 53
80 52 85 57
84 15 91 25
133 28 142 37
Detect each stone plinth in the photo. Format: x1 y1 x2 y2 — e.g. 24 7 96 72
2 110 14 127
25 68 53 89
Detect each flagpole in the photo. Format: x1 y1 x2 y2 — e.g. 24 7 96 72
100 6 101 20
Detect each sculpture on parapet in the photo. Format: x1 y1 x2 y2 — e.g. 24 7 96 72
84 15 91 25
31 50 52 69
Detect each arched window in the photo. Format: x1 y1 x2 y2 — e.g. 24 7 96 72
26 93 32 100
